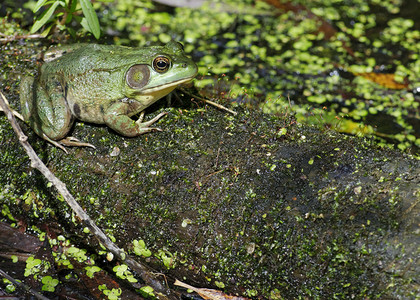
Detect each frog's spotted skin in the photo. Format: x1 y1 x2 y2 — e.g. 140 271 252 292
20 41 198 152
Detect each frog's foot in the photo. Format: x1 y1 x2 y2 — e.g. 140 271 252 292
42 134 96 153
1 108 25 122
12 110 25 122
59 137 96 149
41 134 70 153
135 111 168 133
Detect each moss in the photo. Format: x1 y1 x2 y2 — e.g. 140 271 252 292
12 106 412 298
0 5 419 298
6 124 416 297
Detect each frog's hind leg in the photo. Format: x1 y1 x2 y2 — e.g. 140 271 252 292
20 76 36 122
31 77 93 151
19 76 94 152
43 79 97 151
19 75 69 140
33 78 75 141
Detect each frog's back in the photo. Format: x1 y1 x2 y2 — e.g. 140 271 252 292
43 43 159 74
38 44 135 113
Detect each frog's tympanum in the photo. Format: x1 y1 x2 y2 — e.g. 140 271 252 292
19 41 198 151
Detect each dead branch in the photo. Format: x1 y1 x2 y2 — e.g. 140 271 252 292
180 88 237 115
0 268 50 300
0 92 175 300
0 32 44 43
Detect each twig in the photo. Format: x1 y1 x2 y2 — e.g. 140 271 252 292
0 268 50 300
0 92 175 300
204 98 238 115
0 33 44 43
180 88 237 115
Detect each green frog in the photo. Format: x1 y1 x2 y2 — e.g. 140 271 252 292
19 41 198 152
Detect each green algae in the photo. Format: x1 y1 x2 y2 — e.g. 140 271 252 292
1 96 419 298
1 4 419 298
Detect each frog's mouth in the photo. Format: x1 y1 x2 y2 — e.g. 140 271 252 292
142 76 194 93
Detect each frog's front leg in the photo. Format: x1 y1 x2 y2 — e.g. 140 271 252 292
103 101 167 137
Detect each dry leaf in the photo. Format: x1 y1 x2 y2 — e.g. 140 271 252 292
354 72 408 90
174 279 250 300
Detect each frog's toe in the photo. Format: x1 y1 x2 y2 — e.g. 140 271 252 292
136 111 167 127
0 107 24 122
139 127 163 134
59 137 96 150
41 134 69 153
13 110 25 122
0 94 25 121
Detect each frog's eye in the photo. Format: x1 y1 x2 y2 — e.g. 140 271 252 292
126 64 150 89
153 56 171 73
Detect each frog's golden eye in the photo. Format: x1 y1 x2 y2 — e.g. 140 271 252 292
153 56 171 73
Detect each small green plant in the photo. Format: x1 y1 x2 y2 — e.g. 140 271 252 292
156 249 176 269
65 246 88 262
31 0 100 38
132 239 152 257
24 256 44 278
85 265 101 278
2 278 16 293
99 284 122 300
41 276 59 292
1 203 16 222
113 264 138 283
139 286 155 298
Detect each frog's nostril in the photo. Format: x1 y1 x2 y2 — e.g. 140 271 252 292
182 63 188 68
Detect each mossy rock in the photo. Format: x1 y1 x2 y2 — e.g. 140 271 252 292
1 102 418 298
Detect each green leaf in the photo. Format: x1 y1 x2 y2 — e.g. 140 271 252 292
33 0 48 13
69 0 78 13
64 0 77 24
140 286 155 297
41 276 59 292
39 23 54 37
133 239 152 257
31 1 61 33
85 266 101 278
79 0 101 39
